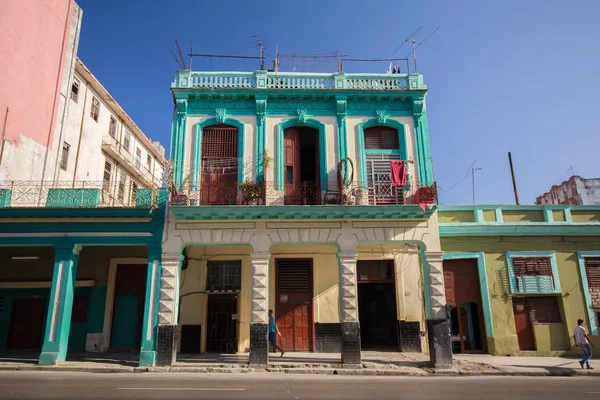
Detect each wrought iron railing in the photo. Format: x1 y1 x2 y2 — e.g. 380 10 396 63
0 181 162 208
170 181 437 207
101 136 162 186
172 70 426 91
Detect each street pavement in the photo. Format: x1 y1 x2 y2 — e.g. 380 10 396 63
0 371 599 399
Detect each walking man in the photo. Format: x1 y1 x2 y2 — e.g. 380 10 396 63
269 309 285 357
574 319 593 369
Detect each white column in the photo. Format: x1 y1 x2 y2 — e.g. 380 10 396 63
249 253 271 366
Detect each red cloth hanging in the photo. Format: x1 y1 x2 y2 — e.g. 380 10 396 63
390 160 406 186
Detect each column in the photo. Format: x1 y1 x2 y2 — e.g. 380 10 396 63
255 97 267 182
424 250 452 368
413 99 434 187
155 253 182 366
338 252 361 364
39 244 81 365
172 98 187 190
139 247 162 367
249 253 270 366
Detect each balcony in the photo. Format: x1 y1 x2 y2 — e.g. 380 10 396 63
0 181 163 209
172 70 426 92
169 181 437 220
101 135 160 186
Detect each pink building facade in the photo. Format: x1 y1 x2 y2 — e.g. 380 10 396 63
0 0 82 181
536 176 600 206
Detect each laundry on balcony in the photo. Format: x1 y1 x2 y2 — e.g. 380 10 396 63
390 160 406 186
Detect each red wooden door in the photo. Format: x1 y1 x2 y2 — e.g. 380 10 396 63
8 298 47 350
276 259 313 351
200 125 239 205
284 128 301 204
444 271 456 307
513 299 536 350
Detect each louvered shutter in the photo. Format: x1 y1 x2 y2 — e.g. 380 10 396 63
528 297 561 323
277 260 312 291
512 257 555 293
585 258 600 288
364 127 399 149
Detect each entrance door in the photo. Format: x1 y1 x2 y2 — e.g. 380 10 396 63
357 260 398 349
513 298 536 350
207 294 238 353
111 264 147 350
200 125 239 205
8 298 47 350
275 259 313 351
443 259 487 353
283 127 319 205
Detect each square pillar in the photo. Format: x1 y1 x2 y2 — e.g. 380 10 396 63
155 253 182 367
139 247 162 367
338 252 361 365
39 244 81 365
249 253 270 366
425 251 452 368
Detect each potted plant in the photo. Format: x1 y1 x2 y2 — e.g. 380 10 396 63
240 180 263 205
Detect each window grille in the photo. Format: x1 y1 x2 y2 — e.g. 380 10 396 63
206 260 241 291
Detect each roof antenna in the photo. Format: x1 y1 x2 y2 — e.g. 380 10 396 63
169 38 187 70
253 36 265 70
404 27 440 73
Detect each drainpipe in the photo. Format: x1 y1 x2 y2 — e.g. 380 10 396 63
71 81 89 187
0 107 9 170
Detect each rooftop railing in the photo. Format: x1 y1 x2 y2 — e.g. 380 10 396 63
172 70 426 91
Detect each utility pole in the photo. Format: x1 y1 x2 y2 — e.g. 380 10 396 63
508 152 520 205
411 40 418 73
259 41 264 70
472 167 482 205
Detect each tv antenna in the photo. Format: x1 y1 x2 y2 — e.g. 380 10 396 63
169 37 187 70
391 26 423 56
566 165 576 176
253 36 265 70
404 27 440 73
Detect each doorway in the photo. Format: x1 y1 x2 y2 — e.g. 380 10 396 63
357 260 398 350
206 294 238 353
283 127 320 205
275 259 313 351
110 264 147 350
443 259 487 353
200 125 239 205
8 298 47 350
512 298 536 351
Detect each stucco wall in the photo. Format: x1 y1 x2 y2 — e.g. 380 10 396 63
441 236 600 356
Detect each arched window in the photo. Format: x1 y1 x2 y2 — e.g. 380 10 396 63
200 125 238 205
363 126 403 205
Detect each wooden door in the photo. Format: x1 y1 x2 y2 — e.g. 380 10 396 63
284 128 301 205
200 125 239 205
8 298 47 350
111 264 147 350
513 299 536 350
276 259 313 351
444 271 456 307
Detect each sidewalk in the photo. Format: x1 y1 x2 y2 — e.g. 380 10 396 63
0 351 598 377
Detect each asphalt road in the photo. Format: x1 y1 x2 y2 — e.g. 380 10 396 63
0 372 599 399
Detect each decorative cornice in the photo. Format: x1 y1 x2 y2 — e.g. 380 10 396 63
336 99 347 123
412 100 424 119
376 109 387 124
175 98 187 114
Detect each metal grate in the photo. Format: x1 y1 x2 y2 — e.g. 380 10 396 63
364 127 399 149
527 297 561 323
277 259 312 291
366 154 404 205
585 258 600 288
202 126 238 159
206 260 241 291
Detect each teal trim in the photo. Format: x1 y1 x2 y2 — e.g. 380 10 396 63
364 149 401 156
413 111 434 186
475 208 485 223
443 252 493 338
139 247 162 366
46 189 100 207
577 251 600 336
39 244 81 365
439 205 600 212
0 189 11 207
565 208 573 223
171 204 436 221
192 118 246 185
171 98 188 190
439 223 600 237
192 124 202 191
543 207 554 223
87 286 106 333
255 97 267 182
356 118 408 188
494 207 503 223
506 251 561 295
276 118 328 191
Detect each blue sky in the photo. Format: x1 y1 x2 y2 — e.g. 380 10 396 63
75 0 600 205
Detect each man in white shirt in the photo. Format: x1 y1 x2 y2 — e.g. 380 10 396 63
573 319 594 369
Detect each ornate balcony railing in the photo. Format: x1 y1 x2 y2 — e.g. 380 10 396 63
172 70 426 91
0 181 162 209
101 136 162 186
170 181 437 207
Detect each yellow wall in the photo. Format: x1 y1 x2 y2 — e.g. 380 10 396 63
438 210 475 223
571 210 600 223
442 236 600 356
502 210 544 222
